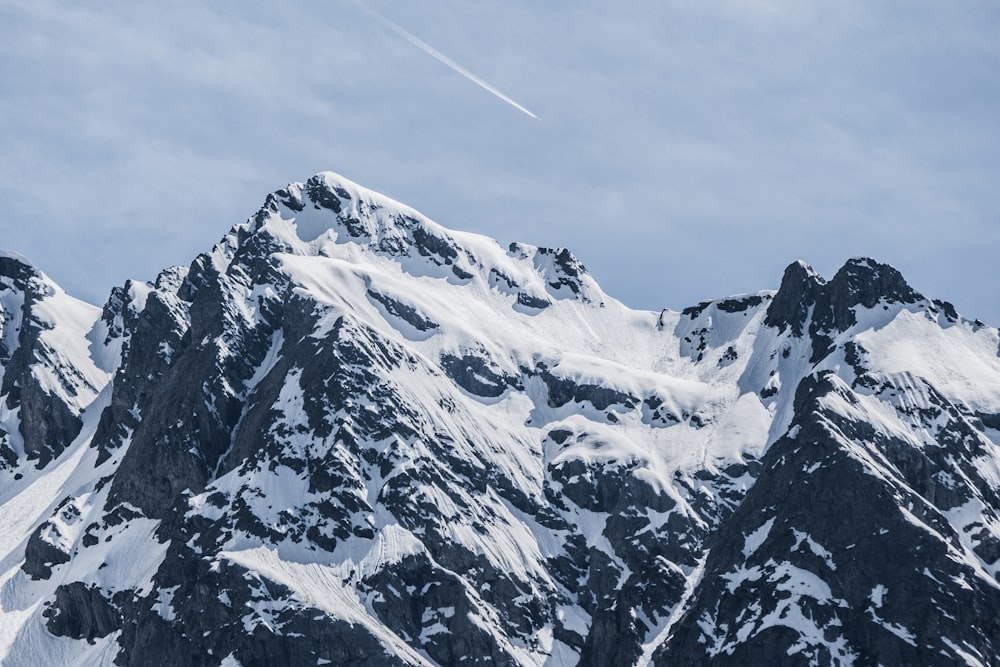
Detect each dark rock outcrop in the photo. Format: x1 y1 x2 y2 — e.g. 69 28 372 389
766 258 923 362
0 255 86 468
45 583 122 643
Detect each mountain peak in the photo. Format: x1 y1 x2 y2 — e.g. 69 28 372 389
764 260 825 335
251 170 431 244
0 251 42 286
826 257 921 311
766 257 923 337
219 171 606 310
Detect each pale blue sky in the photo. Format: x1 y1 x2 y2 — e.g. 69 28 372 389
2 1 998 324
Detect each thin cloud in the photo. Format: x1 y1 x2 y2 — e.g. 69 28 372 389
353 1 538 119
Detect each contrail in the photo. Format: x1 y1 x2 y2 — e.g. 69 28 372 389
355 2 538 119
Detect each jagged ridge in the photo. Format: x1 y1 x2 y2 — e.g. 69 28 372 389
0 172 998 667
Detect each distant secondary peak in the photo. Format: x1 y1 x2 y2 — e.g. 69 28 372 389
764 260 826 335
826 257 921 311
766 257 924 337
788 258 822 279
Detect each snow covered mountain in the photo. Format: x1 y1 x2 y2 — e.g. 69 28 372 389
1 171 999 666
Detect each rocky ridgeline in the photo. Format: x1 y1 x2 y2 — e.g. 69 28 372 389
0 173 998 666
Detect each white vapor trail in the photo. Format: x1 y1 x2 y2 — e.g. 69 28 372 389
355 2 538 119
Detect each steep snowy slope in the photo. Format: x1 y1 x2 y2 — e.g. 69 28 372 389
0 172 998 666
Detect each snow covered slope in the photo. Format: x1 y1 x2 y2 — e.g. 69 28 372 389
1 171 998 666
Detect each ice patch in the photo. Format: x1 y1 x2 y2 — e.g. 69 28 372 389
743 517 775 558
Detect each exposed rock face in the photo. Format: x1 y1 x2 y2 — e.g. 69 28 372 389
0 254 94 469
1 172 999 666
765 258 923 363
656 372 1000 665
45 582 122 642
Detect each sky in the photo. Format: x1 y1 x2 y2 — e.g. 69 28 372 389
1 1 998 325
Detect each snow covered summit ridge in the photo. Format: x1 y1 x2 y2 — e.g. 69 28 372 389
253 170 431 243
230 170 607 309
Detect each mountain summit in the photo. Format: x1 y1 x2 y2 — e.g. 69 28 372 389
0 172 998 666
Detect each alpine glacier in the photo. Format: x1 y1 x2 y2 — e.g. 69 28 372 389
0 172 998 666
